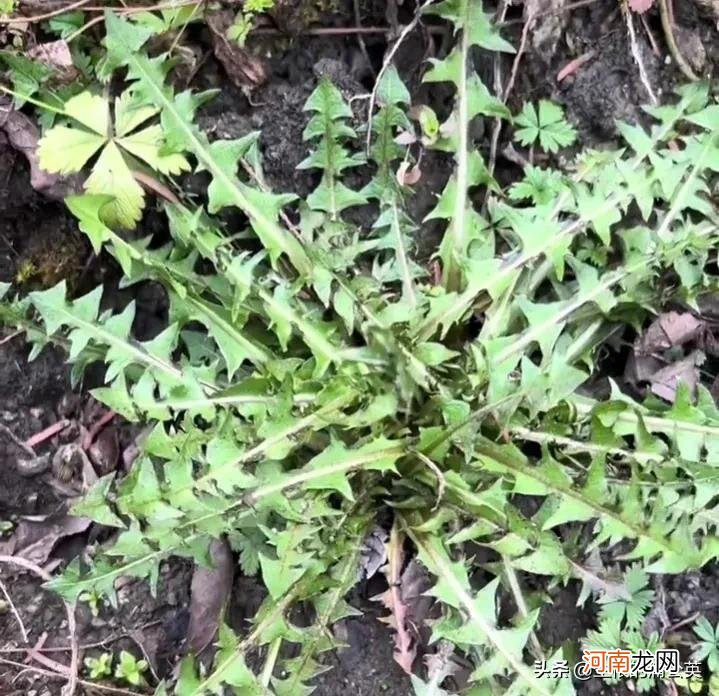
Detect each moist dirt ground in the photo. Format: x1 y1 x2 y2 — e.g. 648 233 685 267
1 0 719 694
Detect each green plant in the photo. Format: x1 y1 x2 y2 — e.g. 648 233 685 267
694 617 719 672
583 567 662 692
37 87 189 228
85 652 113 680
115 650 148 686
3 3 719 696
228 0 275 45
514 99 577 153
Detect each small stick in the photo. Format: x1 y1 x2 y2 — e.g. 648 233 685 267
82 409 116 450
352 0 376 79
132 171 180 205
657 0 699 81
365 0 434 155
501 0 601 25
0 556 78 696
24 418 71 450
503 12 533 103
27 639 72 677
0 422 36 458
623 1 658 105
665 611 700 635
0 657 146 695
23 632 47 663
0 577 28 644
484 0 510 195
556 50 596 82
640 13 661 57
0 0 93 24
0 329 23 346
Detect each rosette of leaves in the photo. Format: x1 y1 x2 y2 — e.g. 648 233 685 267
38 87 189 228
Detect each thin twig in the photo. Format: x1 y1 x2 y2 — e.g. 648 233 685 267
0 329 23 346
0 657 147 695
503 12 533 103
623 1 658 105
501 0 601 25
132 170 180 205
0 0 93 24
556 50 595 82
639 13 660 56
657 0 699 81
365 0 434 155
0 577 28 644
24 418 71 450
486 4 532 207
665 611 701 636
352 0 376 79
26 634 72 677
0 556 78 696
0 422 36 458
82 409 116 450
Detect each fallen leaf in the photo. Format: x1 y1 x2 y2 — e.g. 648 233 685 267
0 97 82 200
9 514 91 566
396 160 422 186
27 40 77 83
88 427 119 477
650 352 703 402
394 130 417 146
375 523 417 674
359 526 387 581
628 0 655 13
207 11 268 89
185 537 234 655
658 312 704 347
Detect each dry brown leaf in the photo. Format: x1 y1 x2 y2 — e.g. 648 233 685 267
396 160 422 186
88 427 119 477
0 97 82 200
207 11 268 90
658 312 704 347
185 537 234 656
375 523 416 675
27 40 78 84
10 514 91 566
649 352 703 403
359 526 387 581
635 312 703 356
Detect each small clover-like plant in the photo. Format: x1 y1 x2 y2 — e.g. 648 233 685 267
114 650 148 686
513 99 577 153
85 652 113 680
694 616 719 672
38 88 189 229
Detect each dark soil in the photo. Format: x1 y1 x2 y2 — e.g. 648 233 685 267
1 0 719 694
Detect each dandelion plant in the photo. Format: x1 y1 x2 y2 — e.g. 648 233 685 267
2 4 719 696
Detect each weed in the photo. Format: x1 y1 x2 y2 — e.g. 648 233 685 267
2 3 719 696
85 652 113 680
